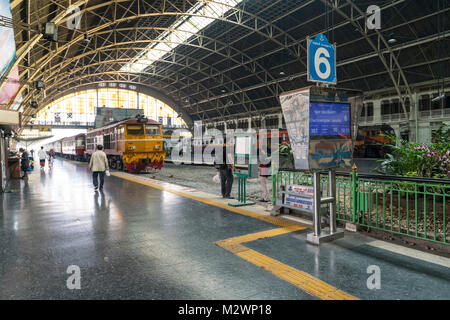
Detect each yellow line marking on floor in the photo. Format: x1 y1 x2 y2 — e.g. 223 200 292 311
111 171 295 227
216 227 359 301
109 170 359 300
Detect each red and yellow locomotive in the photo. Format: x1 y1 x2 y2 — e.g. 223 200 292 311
85 117 165 172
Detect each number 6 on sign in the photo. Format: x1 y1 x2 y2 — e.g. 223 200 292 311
314 47 331 80
307 34 336 84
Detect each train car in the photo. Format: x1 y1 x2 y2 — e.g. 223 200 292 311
61 134 86 161
43 139 61 156
354 125 395 158
256 129 290 154
163 134 191 159
52 139 62 156
85 116 165 172
175 129 290 164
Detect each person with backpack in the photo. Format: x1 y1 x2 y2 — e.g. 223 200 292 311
88 145 109 192
19 148 30 180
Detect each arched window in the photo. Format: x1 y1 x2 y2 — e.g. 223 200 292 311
35 88 187 127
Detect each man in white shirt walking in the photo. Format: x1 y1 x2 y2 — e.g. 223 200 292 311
38 146 47 169
88 145 109 192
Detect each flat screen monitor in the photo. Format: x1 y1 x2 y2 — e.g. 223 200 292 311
309 102 350 137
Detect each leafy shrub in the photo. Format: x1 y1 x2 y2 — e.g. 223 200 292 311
375 124 450 179
276 143 294 168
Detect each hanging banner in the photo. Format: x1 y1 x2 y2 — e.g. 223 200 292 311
279 88 311 169
39 125 52 133
0 0 21 109
95 107 143 128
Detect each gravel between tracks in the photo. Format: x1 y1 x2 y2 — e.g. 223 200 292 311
140 162 272 205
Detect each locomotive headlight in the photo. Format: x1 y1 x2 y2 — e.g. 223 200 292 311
154 145 160 150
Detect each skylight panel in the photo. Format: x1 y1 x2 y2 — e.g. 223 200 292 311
122 0 242 73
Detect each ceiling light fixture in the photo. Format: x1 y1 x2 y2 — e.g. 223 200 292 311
432 94 445 102
388 32 397 44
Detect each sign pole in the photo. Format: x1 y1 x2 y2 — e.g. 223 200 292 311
329 169 337 233
313 171 321 237
307 169 344 245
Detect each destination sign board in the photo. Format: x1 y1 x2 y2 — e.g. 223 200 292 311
309 102 350 137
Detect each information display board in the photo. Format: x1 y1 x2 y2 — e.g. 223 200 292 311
309 102 350 137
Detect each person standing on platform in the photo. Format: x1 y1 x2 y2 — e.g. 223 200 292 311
215 140 234 199
258 148 272 202
48 149 55 168
19 148 29 180
89 145 109 192
38 147 47 169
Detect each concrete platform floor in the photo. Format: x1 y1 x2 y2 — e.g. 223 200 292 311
0 159 449 299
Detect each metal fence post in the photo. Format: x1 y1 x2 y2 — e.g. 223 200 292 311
329 169 336 233
351 164 358 223
272 165 276 206
313 171 321 237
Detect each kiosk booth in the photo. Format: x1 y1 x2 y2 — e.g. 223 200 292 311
228 133 258 207
0 110 21 192
277 86 362 245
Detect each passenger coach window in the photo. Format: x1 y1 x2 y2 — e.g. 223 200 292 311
145 125 160 136
127 125 144 135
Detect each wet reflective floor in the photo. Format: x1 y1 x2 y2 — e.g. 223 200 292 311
0 159 449 299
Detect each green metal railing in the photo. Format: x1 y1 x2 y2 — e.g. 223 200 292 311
272 169 449 245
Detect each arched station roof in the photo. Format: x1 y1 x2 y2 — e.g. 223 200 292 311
4 0 449 127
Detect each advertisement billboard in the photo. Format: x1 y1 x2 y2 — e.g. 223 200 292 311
0 0 20 109
95 107 144 128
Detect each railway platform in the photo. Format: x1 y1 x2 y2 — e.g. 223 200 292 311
0 159 449 300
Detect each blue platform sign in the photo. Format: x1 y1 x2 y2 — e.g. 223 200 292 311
307 34 336 84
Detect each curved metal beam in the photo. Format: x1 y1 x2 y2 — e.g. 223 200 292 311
22 30 447 122
11 0 307 109
15 26 281 119
39 34 266 111
33 58 232 120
